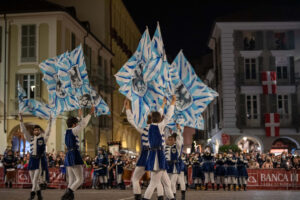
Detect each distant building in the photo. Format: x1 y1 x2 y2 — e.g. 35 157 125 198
207 8 300 153
0 0 113 156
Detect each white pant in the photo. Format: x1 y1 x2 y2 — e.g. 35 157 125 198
227 176 237 185
131 166 163 196
67 165 84 191
194 178 201 184
144 170 174 199
99 176 108 183
239 177 247 185
117 174 122 184
29 169 41 192
204 172 215 184
178 172 186 191
216 176 226 185
169 174 178 194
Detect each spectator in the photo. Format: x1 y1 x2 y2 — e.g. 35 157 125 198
262 157 273 169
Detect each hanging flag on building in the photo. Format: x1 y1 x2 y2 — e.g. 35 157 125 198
39 52 80 116
18 82 52 119
265 113 280 137
261 71 277 94
166 50 216 129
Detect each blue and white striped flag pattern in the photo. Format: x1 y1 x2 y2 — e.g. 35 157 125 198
18 82 52 119
167 50 215 129
58 45 110 116
39 52 80 116
115 28 151 100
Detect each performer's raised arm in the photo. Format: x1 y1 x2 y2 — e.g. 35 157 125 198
19 113 31 142
160 95 176 127
125 99 144 133
72 107 94 136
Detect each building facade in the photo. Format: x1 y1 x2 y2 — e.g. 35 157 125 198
208 21 300 153
0 1 113 156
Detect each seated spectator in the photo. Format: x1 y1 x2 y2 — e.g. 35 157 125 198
248 159 260 169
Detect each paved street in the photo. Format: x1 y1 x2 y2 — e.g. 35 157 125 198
1 189 300 200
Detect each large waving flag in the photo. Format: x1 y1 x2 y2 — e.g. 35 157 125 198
167 51 215 129
18 82 52 119
115 28 151 100
58 45 110 116
39 52 80 116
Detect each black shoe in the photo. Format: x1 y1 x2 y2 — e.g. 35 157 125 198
205 184 208 191
37 190 43 200
228 184 231 191
217 184 220 190
28 191 36 200
243 184 247 191
9 182 12 188
223 184 226 191
61 188 74 200
212 183 215 190
5 182 8 188
181 190 186 200
174 193 176 200
238 184 242 191
157 196 164 200
135 194 142 200
233 184 236 191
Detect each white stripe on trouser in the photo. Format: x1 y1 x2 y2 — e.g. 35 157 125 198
131 166 164 196
239 177 247 185
144 170 174 199
204 172 215 184
67 165 84 191
216 176 226 185
227 176 237 184
99 176 108 183
178 172 186 191
29 169 41 192
169 173 178 194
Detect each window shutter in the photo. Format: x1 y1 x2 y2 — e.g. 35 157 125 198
270 94 277 113
260 94 266 127
35 73 41 99
237 94 246 128
258 56 263 83
255 31 263 50
238 56 244 86
269 56 276 71
289 56 295 84
266 31 274 50
287 31 295 49
291 93 298 130
234 31 243 50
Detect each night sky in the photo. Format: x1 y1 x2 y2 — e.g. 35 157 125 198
123 0 300 62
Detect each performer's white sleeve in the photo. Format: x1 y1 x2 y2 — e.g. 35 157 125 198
20 122 31 142
176 129 183 155
43 118 54 143
126 109 143 133
159 105 175 129
72 114 91 136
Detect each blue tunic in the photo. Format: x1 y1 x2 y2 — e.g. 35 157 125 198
202 153 215 173
64 129 83 167
166 145 180 174
96 154 108 176
28 137 49 181
136 147 149 167
237 158 248 178
192 157 204 179
215 158 226 176
225 157 238 177
145 125 166 171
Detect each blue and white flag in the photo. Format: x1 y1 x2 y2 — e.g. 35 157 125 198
115 28 151 100
58 45 110 115
18 82 52 119
167 50 215 129
39 52 80 116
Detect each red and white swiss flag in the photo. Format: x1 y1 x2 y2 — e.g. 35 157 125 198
265 113 280 137
261 71 277 94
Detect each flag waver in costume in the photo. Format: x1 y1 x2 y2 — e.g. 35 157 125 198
18 82 52 119
39 53 80 116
